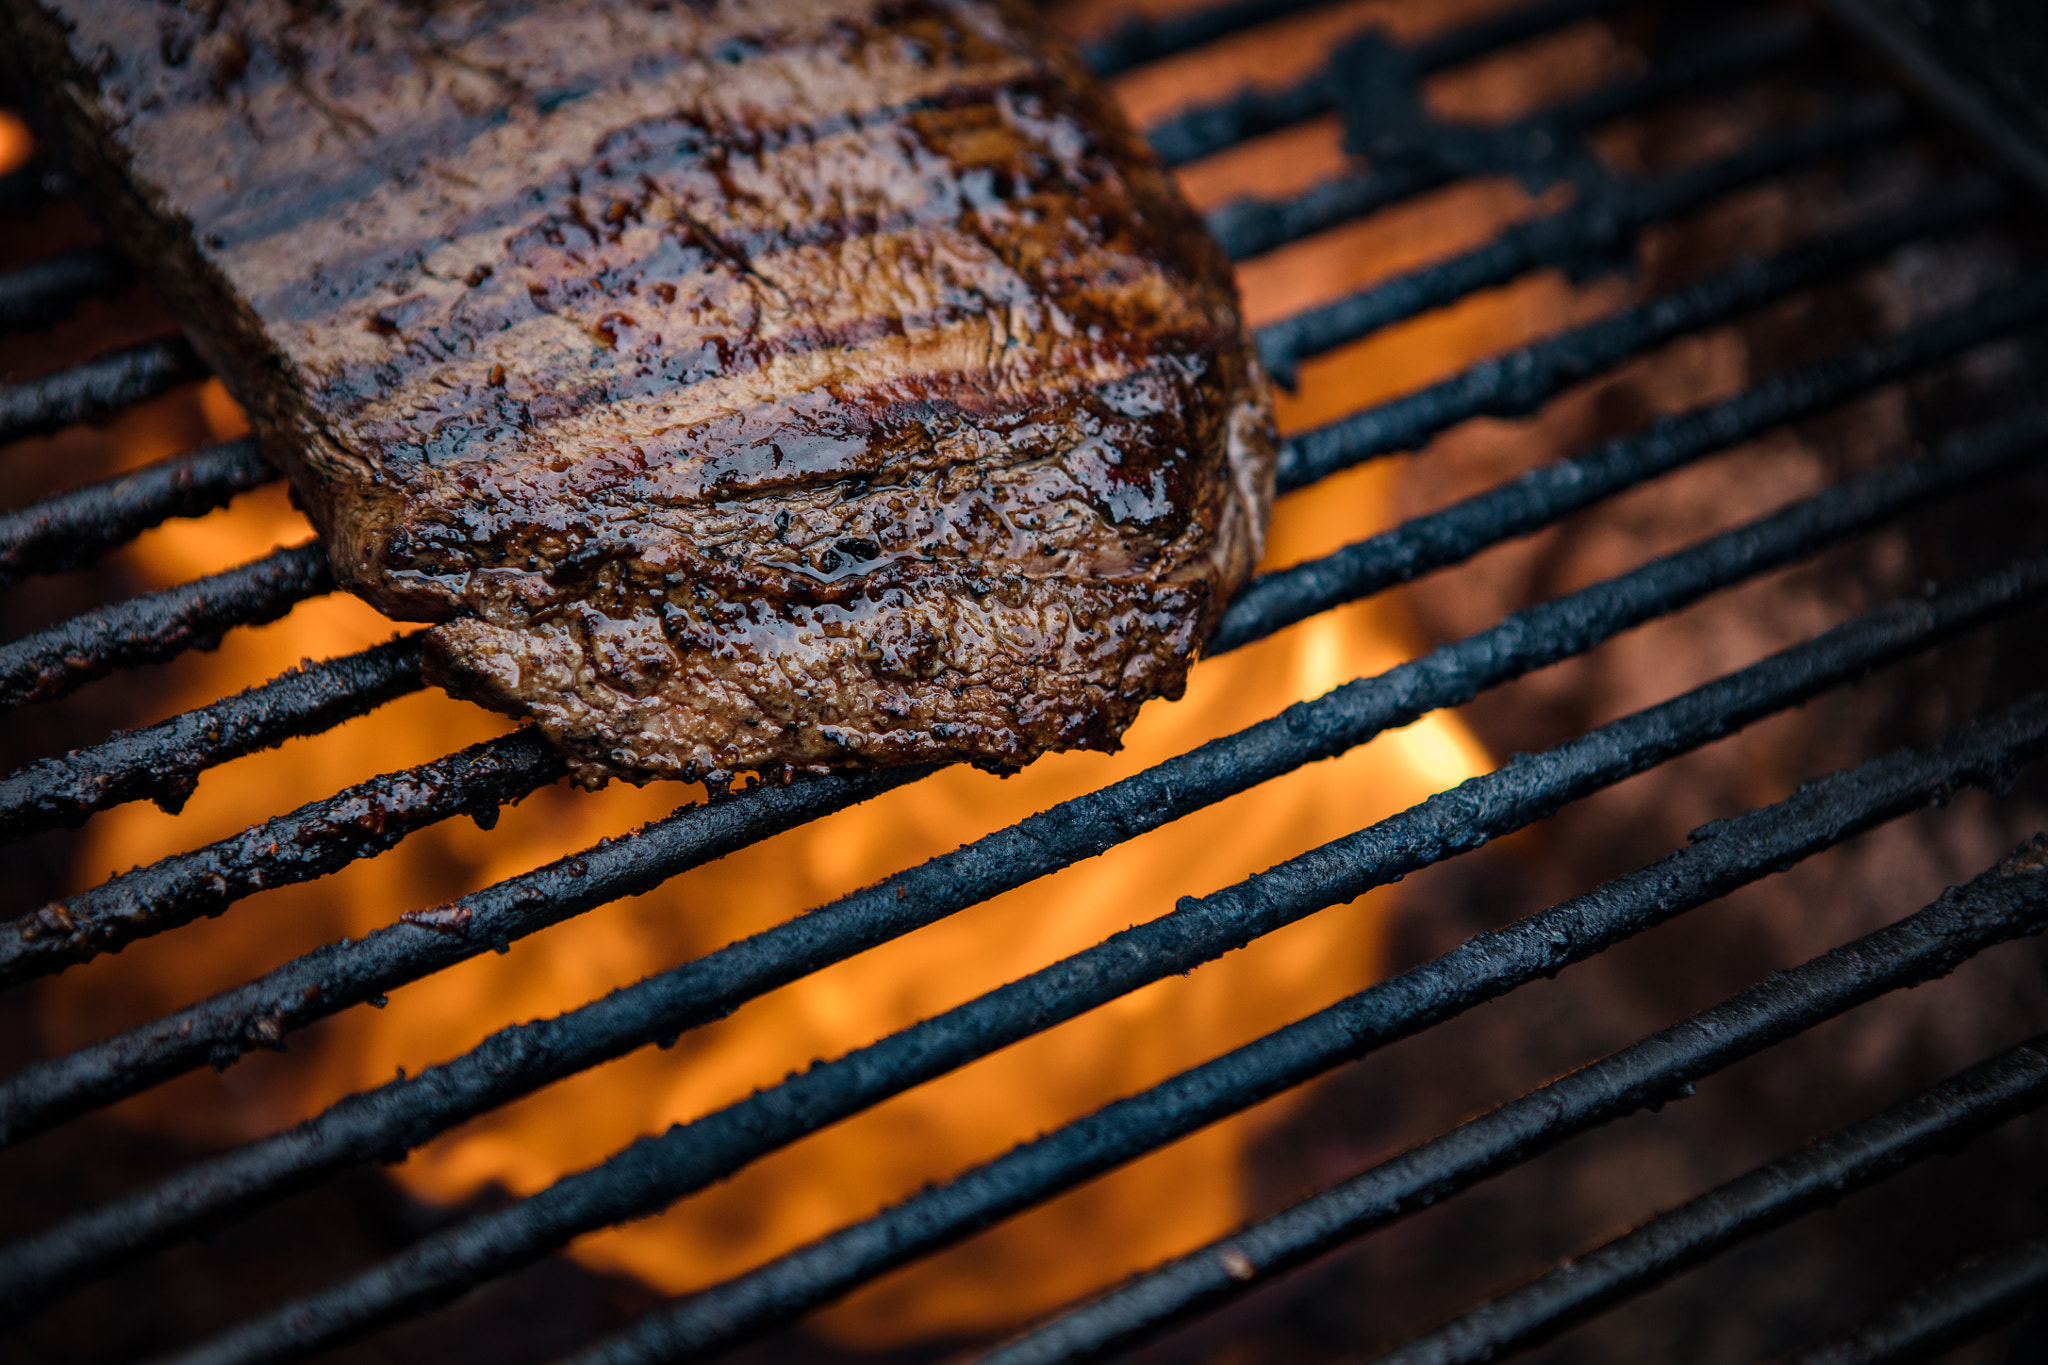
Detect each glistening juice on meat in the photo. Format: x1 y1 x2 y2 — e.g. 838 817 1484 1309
1 0 1278 785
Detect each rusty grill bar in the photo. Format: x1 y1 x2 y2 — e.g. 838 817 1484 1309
4 1 2048 1362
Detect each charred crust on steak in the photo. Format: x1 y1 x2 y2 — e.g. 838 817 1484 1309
2 0 1277 785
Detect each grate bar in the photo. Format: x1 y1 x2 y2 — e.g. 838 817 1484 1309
0 438 276 588
596 819 2048 1365
0 766 922 1150
1143 0 1630 166
1264 180 2007 495
1080 0 1349 78
0 541 331 711
0 339 205 447
1774 1234 2048 1364
5 407 2036 1303
1364 1037 2048 1365
976 837 2048 1365
1233 274 2048 646
0 634 422 842
1256 94 1907 388
1209 11 1815 261
0 245 128 333
142 549 2048 1365
0 729 566 989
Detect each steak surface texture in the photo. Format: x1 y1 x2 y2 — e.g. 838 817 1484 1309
3 0 1277 784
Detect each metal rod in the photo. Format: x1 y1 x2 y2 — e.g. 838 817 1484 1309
0 438 276 587
1362 1037 2048 1365
9 408 2041 1306
1081 0 1347 78
1263 181 2010 496
1256 95 1907 388
1772 1234 2048 1364
0 765 920 1148
0 634 423 842
0 244 128 333
140 549 2048 1365
1142 0 1632 165
1404 0 1635 74
602 822 2048 1365
0 729 566 989
0 541 332 710
0 339 204 447
1209 11 1816 261
1232 283 2048 649
977 837 2048 1365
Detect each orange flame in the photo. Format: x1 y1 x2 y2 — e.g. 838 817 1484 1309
33 2 1646 1345
0 113 31 177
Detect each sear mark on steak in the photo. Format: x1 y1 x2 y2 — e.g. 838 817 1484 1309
1 0 1277 785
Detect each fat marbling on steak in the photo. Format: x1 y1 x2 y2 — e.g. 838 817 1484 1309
3 0 1277 784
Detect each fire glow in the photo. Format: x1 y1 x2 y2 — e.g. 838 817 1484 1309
22 0 1647 1346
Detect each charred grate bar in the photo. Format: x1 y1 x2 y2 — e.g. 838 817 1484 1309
0 762 919 1148
1776 1234 2048 1364
1232 273 2047 645
0 437 275 588
0 337 204 446
7 403 2045 1314
126 549 2048 1365
1262 177 2005 489
1133 0 1633 161
607 825 2048 1365
0 727 566 988
3 0 2048 1361
0 243 126 333
1206 9 1818 261
7 387 2038 1152
0 540 331 710
976 836 2048 1364
0 632 421 838
1364 1032 2048 1365
1256 92 1908 387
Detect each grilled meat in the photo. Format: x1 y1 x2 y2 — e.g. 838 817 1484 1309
2 0 1276 784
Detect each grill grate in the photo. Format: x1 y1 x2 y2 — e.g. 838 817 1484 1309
4 0 2048 1361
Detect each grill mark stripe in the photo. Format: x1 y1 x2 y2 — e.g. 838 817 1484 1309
345 268 1227 496
240 61 1062 325
380 321 1234 521
321 158 1182 433
159 7 1044 311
